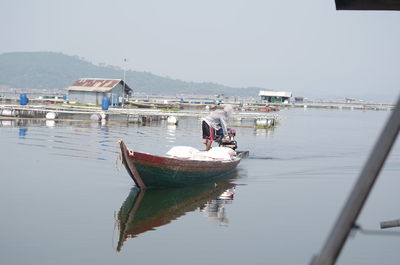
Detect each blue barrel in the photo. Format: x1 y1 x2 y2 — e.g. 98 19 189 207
20 94 28 105
101 96 109 110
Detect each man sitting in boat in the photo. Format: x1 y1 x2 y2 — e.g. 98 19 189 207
202 105 233 151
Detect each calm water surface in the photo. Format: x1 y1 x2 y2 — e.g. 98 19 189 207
0 108 399 265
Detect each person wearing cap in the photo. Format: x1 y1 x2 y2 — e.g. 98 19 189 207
201 105 233 151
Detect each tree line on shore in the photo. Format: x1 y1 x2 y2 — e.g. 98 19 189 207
0 51 261 97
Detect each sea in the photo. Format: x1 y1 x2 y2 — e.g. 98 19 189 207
0 107 399 265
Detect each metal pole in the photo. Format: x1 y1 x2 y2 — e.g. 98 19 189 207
380 219 400 229
311 94 400 265
122 58 126 108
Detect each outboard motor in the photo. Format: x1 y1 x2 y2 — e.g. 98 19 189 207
217 128 238 150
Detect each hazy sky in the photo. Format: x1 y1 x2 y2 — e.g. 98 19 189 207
1 0 399 101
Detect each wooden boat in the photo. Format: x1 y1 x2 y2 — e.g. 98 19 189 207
119 140 247 189
116 180 235 251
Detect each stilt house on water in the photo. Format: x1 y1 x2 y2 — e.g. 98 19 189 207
66 78 132 106
259 90 292 104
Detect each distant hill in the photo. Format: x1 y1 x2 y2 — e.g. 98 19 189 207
0 52 262 97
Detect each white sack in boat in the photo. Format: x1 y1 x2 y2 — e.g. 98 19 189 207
166 146 200 158
166 146 236 161
205 147 236 160
190 151 214 161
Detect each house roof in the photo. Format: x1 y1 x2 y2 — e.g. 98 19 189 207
259 90 292 98
66 78 132 93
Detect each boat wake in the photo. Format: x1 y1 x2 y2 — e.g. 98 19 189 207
246 155 275 160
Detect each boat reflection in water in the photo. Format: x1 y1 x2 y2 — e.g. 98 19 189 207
200 187 235 227
116 179 236 252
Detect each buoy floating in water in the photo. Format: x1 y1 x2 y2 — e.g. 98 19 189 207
100 112 108 121
167 116 178 125
90 113 108 122
45 112 57 120
90 114 101 121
